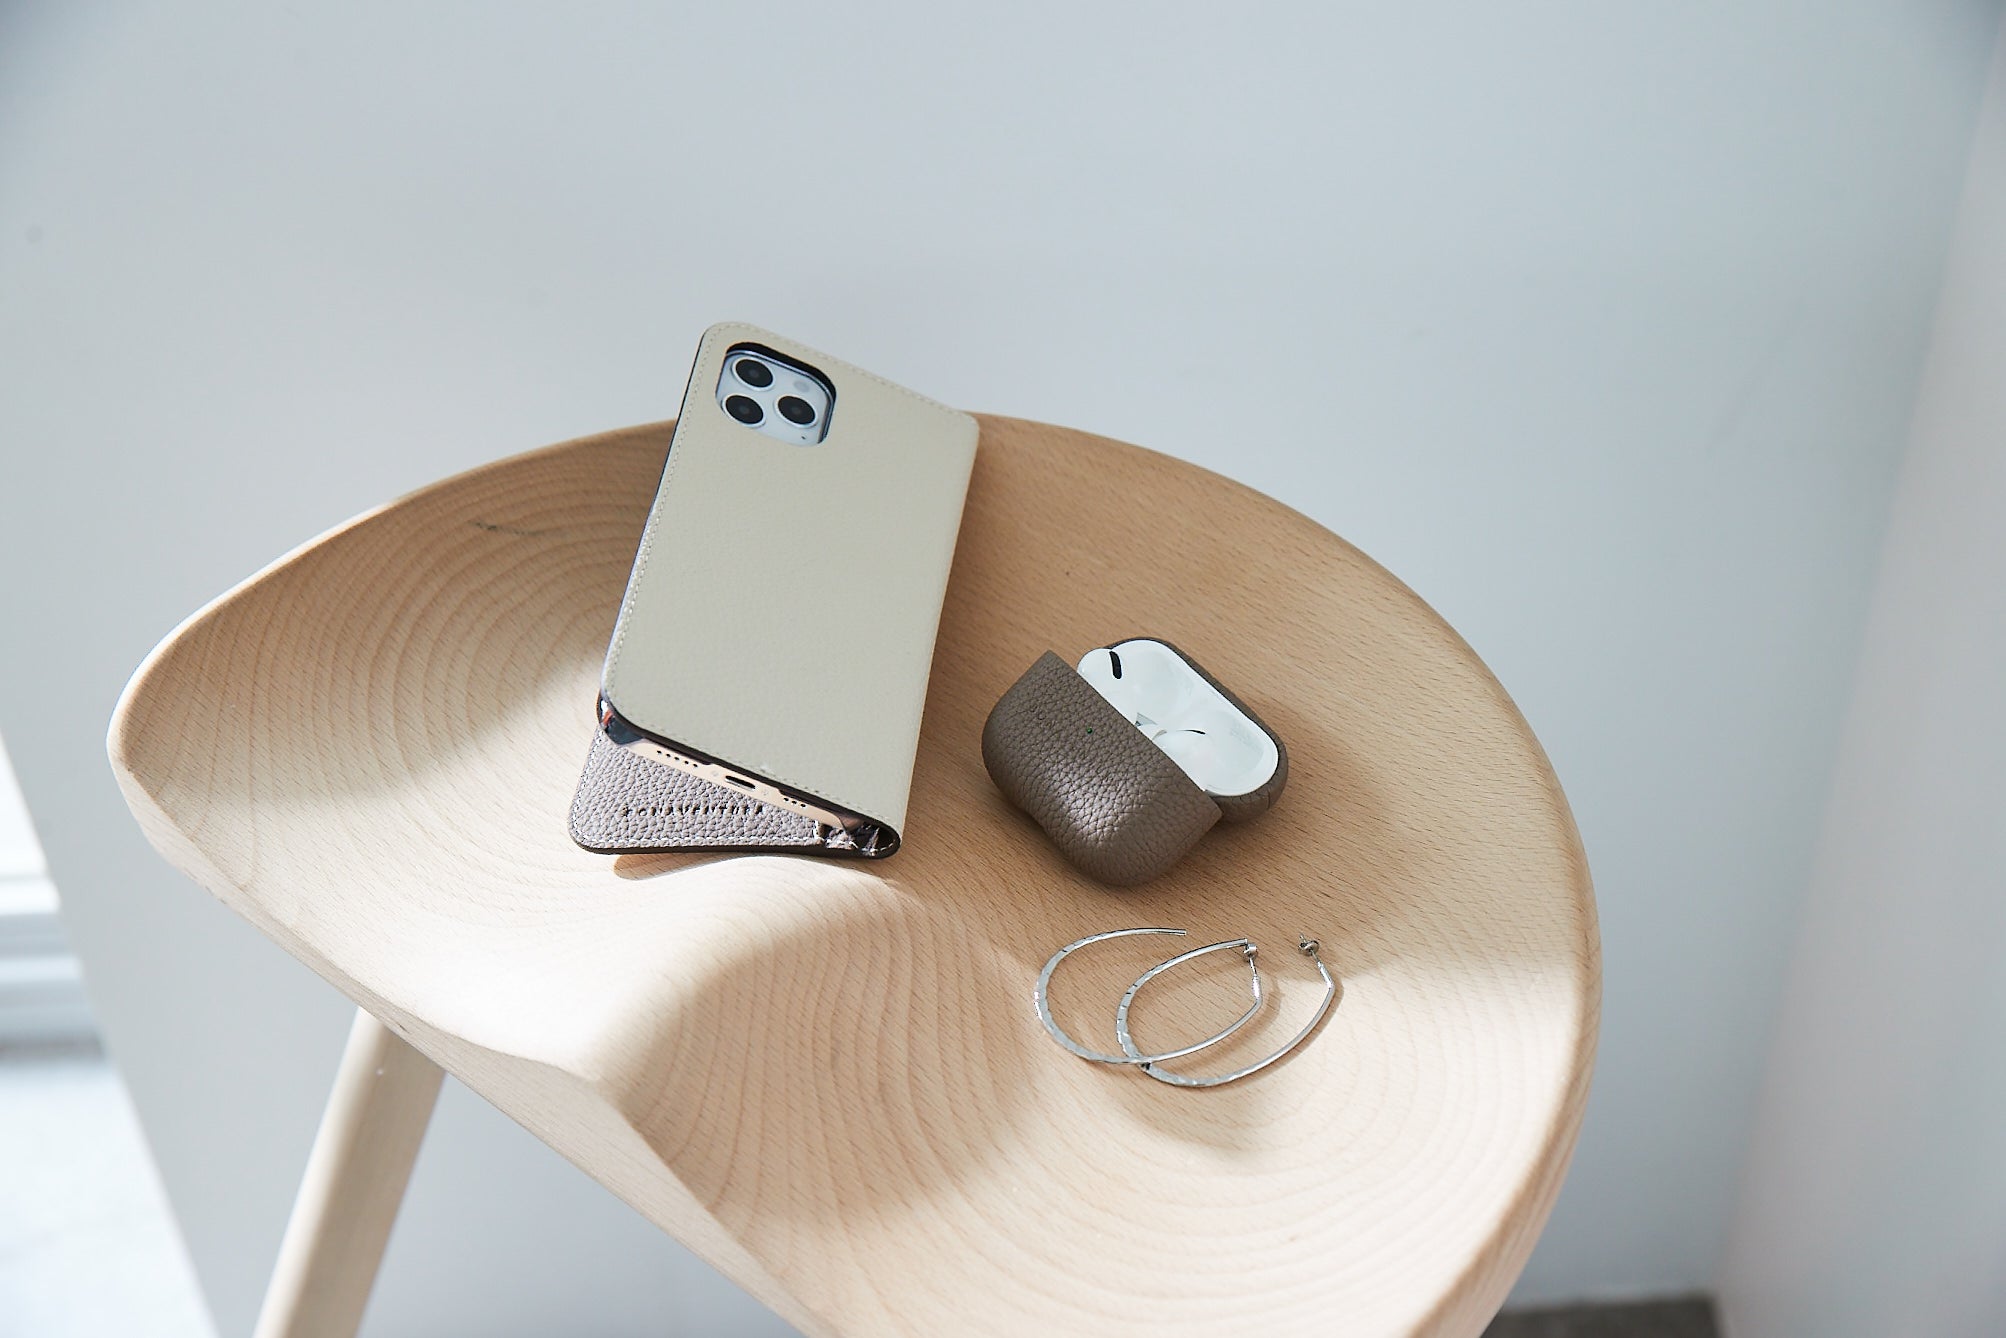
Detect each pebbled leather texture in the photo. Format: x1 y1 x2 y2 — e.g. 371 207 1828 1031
569 727 824 853
1143 636 1290 824
982 652 1221 886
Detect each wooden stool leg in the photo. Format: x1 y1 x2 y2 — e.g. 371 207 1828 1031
253 1008 444 1338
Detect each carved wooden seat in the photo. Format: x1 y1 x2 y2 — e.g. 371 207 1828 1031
110 417 1597 1337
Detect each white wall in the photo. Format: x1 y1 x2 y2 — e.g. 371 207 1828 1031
1721 21 2006 1338
0 3 1997 1332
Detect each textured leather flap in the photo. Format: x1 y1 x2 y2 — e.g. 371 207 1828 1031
570 728 824 854
981 652 1220 886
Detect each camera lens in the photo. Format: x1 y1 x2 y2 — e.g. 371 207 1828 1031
777 395 816 425
733 358 773 388
725 395 763 425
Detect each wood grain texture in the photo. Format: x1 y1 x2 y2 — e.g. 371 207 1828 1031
253 1010 443 1338
108 416 1598 1338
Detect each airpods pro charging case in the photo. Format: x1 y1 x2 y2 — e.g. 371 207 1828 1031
981 638 1288 886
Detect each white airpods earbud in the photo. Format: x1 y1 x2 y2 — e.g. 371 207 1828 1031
1076 640 1280 798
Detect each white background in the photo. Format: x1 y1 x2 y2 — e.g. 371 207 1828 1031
1 3 1999 1333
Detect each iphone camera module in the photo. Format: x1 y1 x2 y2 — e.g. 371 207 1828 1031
717 346 834 446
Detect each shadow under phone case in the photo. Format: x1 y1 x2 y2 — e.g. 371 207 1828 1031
574 322 979 856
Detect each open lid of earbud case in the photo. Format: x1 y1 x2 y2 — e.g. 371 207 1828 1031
1075 638 1282 799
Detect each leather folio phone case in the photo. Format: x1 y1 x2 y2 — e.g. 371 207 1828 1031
570 323 979 858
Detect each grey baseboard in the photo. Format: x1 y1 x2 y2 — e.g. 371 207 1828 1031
1485 1296 1720 1338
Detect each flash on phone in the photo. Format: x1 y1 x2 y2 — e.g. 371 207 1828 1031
716 346 835 446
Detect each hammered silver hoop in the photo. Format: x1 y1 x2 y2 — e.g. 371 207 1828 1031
1117 935 1337 1087
1035 928 1264 1066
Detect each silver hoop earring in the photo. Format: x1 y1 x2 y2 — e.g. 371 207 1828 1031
1035 928 1263 1066
1118 936 1336 1087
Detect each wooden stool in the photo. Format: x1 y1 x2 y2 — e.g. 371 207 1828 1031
109 417 1597 1338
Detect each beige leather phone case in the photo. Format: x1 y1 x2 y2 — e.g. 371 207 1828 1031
595 322 978 850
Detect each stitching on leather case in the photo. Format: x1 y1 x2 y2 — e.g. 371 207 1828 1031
570 726 824 852
603 329 715 700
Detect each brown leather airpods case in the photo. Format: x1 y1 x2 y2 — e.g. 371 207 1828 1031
981 640 1288 886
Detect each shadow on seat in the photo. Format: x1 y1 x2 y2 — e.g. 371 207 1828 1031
110 416 1597 1337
